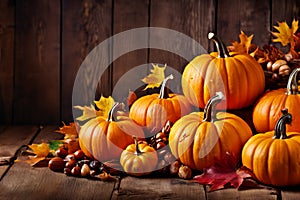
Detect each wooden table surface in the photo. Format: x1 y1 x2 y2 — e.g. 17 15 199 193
0 126 299 200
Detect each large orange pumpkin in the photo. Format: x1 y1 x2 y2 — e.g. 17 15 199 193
242 109 300 186
253 68 300 132
79 103 144 162
129 74 191 134
182 32 265 109
169 92 252 170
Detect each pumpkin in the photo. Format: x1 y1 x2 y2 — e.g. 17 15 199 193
169 92 252 170
182 32 265 109
253 68 300 132
129 74 191 134
79 102 144 162
120 136 158 176
242 109 300 186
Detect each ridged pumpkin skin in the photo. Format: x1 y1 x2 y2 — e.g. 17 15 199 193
169 92 252 170
129 75 191 133
242 109 300 186
253 68 300 132
182 33 265 109
120 138 158 176
79 103 144 162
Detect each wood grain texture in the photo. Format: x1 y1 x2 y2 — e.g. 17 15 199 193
272 0 300 25
14 0 60 125
0 126 39 177
62 0 112 123
217 0 271 46
149 0 215 94
282 190 300 200
0 0 14 124
111 0 149 103
205 184 278 200
112 176 205 200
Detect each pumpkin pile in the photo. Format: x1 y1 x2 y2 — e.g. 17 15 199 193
33 19 300 189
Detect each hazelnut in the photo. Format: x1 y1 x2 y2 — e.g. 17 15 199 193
71 166 81 176
81 164 90 177
48 157 65 172
65 159 77 169
64 168 71 176
178 165 192 179
169 160 180 175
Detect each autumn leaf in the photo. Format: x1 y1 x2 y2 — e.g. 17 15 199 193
94 95 115 118
272 19 299 46
56 122 79 139
142 64 166 90
28 142 50 157
193 153 252 192
74 104 97 121
230 31 254 54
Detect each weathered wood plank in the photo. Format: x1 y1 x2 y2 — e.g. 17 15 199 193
282 190 300 200
272 0 300 25
0 0 14 124
62 0 112 122
112 176 206 200
149 0 215 93
14 0 60 124
217 0 270 47
0 126 39 178
205 183 278 200
0 125 116 199
111 0 149 103
0 161 116 200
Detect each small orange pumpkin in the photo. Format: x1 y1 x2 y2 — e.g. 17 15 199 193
169 92 252 170
253 68 300 132
120 136 158 176
79 103 144 162
242 109 300 186
129 74 191 134
182 32 265 109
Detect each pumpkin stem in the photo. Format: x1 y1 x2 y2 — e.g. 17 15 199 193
107 102 124 122
133 136 142 155
158 74 174 99
203 92 225 122
273 108 292 139
208 32 230 58
286 68 300 95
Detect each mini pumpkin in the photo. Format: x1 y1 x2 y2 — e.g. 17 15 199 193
120 136 158 176
242 109 300 186
129 74 191 134
253 68 300 132
79 103 144 162
182 32 265 109
169 92 252 170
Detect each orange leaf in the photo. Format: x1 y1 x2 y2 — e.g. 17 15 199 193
56 122 78 139
272 19 299 46
141 64 166 90
231 31 254 54
28 143 50 157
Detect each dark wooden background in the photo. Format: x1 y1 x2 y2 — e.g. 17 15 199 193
0 0 299 125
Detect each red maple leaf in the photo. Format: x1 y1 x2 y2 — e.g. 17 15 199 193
193 153 252 192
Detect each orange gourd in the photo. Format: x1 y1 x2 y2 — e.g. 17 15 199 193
129 74 191 134
242 109 300 186
253 68 300 132
182 32 265 109
79 103 144 162
120 136 158 176
169 92 252 170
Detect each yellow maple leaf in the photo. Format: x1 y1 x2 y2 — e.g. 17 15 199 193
28 143 50 157
272 19 299 46
74 104 96 121
142 64 166 90
56 122 78 139
94 95 115 118
231 31 254 54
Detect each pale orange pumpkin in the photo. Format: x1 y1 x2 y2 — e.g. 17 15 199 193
79 103 144 162
182 32 265 109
